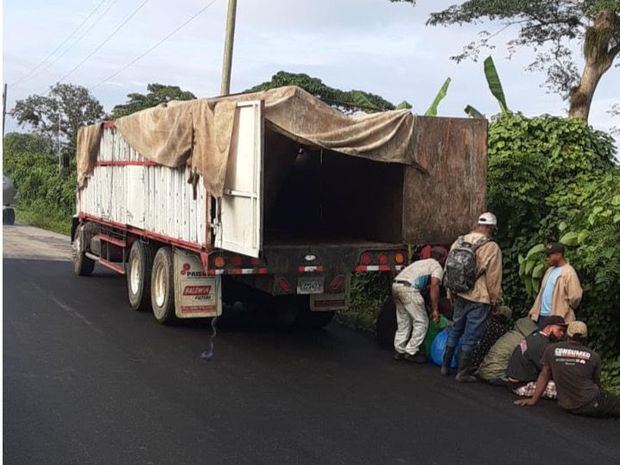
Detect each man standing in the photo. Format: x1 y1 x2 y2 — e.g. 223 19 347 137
393 247 448 363
515 321 620 418
529 242 582 326
506 315 567 398
442 212 503 382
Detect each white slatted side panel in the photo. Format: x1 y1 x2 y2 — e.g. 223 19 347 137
79 127 208 246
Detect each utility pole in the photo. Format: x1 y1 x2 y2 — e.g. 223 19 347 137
2 83 7 138
57 113 62 174
220 0 237 96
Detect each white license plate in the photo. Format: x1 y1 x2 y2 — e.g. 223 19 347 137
297 277 324 295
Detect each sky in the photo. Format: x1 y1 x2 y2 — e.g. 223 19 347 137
2 0 619 146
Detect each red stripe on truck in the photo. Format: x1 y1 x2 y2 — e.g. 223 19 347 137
95 160 160 167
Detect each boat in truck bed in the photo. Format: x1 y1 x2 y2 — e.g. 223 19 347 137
71 85 487 329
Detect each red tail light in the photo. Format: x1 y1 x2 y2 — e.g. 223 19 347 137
394 252 405 264
360 253 372 265
231 255 243 266
378 253 388 265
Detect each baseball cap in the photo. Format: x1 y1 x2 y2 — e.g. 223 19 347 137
567 321 588 338
542 315 568 328
545 242 566 256
478 212 497 226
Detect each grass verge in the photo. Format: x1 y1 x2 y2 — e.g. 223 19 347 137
15 207 71 236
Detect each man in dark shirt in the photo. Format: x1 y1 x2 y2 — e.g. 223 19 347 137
506 315 567 398
515 321 620 418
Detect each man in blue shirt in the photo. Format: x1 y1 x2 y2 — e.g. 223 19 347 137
529 242 583 327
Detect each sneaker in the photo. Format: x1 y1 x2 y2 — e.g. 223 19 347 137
393 351 405 361
404 353 427 364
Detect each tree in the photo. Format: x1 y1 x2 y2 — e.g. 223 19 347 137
392 1 620 122
247 71 412 114
111 83 196 119
3 132 54 157
11 83 104 157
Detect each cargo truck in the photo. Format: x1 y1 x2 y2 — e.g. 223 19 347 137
72 86 487 329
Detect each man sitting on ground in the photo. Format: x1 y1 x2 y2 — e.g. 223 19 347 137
506 315 567 399
392 247 448 363
477 316 538 385
515 321 620 418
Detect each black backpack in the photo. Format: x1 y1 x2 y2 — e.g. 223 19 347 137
443 236 491 293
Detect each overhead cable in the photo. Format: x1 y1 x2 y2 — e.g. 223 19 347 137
91 0 219 90
21 0 119 87
56 0 150 84
11 0 108 86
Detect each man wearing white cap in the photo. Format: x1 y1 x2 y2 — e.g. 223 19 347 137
515 321 620 418
442 212 503 382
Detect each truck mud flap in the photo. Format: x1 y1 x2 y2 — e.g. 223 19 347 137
174 249 222 318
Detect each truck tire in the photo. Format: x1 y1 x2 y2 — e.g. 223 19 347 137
72 225 95 276
151 246 176 324
376 296 397 349
3 208 15 225
127 241 155 311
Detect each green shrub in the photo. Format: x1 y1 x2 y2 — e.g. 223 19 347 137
3 132 75 235
488 115 619 386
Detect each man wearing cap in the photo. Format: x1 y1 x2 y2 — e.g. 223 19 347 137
442 212 503 382
529 242 583 326
515 321 620 418
392 247 448 363
505 315 568 398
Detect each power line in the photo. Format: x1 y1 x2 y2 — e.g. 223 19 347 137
11 0 108 86
20 0 119 87
56 0 150 85
91 0 219 90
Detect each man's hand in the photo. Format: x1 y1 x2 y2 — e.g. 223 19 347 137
514 398 537 407
431 310 440 323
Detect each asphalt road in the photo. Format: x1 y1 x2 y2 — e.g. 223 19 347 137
3 224 619 465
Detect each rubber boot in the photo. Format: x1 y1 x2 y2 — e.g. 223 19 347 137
440 346 455 376
455 351 477 383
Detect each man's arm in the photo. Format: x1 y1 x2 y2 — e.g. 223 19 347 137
565 268 583 310
429 277 441 322
485 243 503 305
514 365 551 407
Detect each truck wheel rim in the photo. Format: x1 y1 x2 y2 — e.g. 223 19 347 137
73 232 82 258
130 254 142 295
154 263 166 308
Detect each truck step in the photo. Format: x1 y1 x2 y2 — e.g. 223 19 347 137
85 252 126 275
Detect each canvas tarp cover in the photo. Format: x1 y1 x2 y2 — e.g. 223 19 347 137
76 86 420 197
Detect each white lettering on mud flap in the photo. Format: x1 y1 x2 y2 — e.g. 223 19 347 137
173 249 222 318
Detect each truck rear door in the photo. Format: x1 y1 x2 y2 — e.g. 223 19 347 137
216 101 264 258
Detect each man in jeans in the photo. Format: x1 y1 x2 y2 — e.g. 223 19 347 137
393 247 448 363
442 212 503 382
515 321 620 418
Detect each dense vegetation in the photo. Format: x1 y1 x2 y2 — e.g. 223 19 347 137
3 133 75 234
488 114 620 392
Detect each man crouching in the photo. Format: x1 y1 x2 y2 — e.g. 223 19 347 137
392 247 448 363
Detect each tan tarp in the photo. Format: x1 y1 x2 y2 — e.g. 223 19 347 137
77 86 420 197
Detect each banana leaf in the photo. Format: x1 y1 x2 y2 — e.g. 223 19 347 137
464 105 484 118
483 56 509 114
425 77 451 117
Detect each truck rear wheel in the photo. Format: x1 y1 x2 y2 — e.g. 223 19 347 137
3 208 15 225
127 240 155 311
72 225 95 276
151 247 176 324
